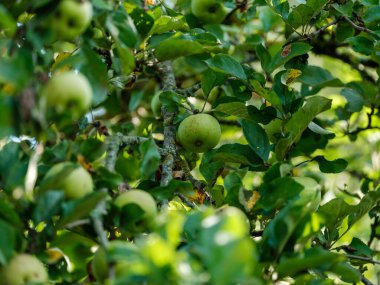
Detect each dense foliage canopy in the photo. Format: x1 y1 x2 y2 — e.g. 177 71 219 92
1 0 380 284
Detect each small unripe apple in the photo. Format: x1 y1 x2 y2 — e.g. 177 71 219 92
177 113 221 153
1 254 48 285
191 0 227 24
151 92 162 118
51 0 93 41
114 189 157 232
41 162 93 200
41 71 92 119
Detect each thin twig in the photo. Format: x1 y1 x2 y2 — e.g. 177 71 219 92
178 156 205 190
361 276 375 285
346 254 380 265
342 15 380 39
174 192 196 208
307 18 341 38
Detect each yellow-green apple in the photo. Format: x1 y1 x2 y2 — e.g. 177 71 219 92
177 113 221 153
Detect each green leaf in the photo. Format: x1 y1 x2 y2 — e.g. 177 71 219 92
308 121 333 135
0 199 22 227
258 176 305 211
154 39 204 61
113 44 136 76
319 189 380 239
313 156 348 173
200 144 265 184
80 138 106 162
261 177 321 260
33 191 65 224
139 139 161 180
159 90 183 113
340 88 365 112
150 180 193 200
127 5 154 38
297 65 343 95
224 172 244 208
0 96 17 138
269 42 312 72
329 262 361 283
0 49 33 90
0 219 16 265
331 2 353 17
275 96 332 160
107 6 139 48
201 69 226 96
241 120 270 161
363 5 380 24
287 4 314 29
250 80 283 111
206 54 247 80
345 36 374 55
277 248 345 278
79 46 108 105
57 191 108 229
247 105 277 124
0 142 28 193
0 5 16 37
256 44 272 72
213 102 250 120
94 166 124 189
150 15 189 35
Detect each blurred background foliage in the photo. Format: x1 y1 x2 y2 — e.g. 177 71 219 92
1 0 380 284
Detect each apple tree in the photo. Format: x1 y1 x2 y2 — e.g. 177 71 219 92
1 0 380 284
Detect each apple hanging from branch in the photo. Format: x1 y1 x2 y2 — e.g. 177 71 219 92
177 113 221 153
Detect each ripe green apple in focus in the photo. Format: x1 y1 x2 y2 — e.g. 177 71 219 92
191 0 227 24
177 113 221 153
114 189 157 232
41 71 92 119
51 0 93 40
1 254 48 285
41 162 93 199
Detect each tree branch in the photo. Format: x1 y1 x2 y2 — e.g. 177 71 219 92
157 61 177 187
345 254 380 265
178 156 205 190
361 276 375 285
306 18 342 39
342 15 380 40
174 192 196 208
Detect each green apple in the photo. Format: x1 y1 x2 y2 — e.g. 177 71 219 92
51 0 93 41
177 113 221 153
41 71 92 119
151 92 162 118
41 162 93 199
1 254 48 285
191 0 227 24
114 189 157 232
